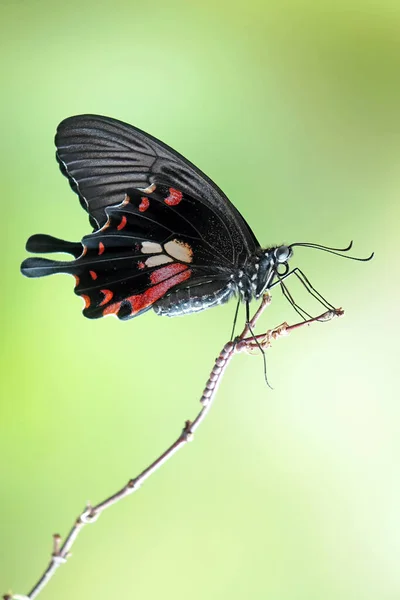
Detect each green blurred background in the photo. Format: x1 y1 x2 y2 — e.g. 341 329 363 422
1 1 399 599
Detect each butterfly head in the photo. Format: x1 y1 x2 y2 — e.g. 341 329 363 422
253 245 293 298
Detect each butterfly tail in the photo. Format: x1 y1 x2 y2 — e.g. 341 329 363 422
26 234 82 257
21 256 79 278
21 234 83 278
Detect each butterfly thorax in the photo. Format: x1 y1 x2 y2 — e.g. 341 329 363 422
235 245 292 302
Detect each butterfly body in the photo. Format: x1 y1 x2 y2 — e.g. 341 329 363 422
20 115 296 320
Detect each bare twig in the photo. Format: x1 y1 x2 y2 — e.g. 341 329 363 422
3 296 343 600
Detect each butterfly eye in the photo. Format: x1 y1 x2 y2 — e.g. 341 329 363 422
274 246 292 263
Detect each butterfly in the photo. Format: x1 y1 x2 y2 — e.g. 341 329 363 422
20 115 373 322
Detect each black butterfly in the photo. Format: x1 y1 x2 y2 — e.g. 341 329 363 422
20 115 373 322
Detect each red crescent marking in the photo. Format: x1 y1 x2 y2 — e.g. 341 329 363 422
73 275 80 287
139 197 150 212
138 261 145 270
89 270 98 280
82 295 91 309
98 242 105 255
81 245 87 257
165 188 182 206
150 263 188 284
117 215 127 230
99 289 114 306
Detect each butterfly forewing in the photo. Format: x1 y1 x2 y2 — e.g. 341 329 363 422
55 115 259 257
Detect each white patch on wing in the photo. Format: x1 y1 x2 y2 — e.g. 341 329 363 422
145 254 174 267
141 242 163 254
138 183 157 194
164 239 193 263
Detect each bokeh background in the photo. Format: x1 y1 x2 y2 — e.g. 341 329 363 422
1 1 399 599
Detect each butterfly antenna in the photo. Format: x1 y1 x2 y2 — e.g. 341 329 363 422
245 301 273 390
290 240 374 262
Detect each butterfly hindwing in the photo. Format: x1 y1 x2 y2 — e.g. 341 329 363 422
21 188 233 319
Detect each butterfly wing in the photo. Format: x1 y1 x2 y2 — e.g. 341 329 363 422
21 185 236 319
22 115 260 320
55 114 259 261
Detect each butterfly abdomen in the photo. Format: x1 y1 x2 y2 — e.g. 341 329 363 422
153 278 234 317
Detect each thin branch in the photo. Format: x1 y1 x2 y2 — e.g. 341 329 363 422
3 296 343 600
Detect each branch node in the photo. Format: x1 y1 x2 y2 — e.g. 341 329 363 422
200 394 211 407
127 478 141 490
269 322 289 341
80 506 100 524
182 420 194 442
51 555 67 565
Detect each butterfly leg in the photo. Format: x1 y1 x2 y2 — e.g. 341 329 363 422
244 300 272 389
230 297 241 341
271 267 336 316
293 268 336 311
278 276 313 321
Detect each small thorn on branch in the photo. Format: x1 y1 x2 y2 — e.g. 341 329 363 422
127 478 139 490
51 532 67 563
52 534 62 556
182 420 194 442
